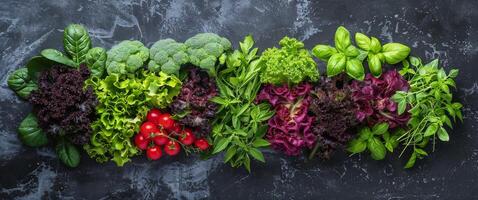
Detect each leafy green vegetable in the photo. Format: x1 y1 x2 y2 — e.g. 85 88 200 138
312 26 411 79
7 68 38 99
18 113 48 147
63 24 92 65
211 35 274 172
85 71 181 166
260 36 319 85
41 49 77 68
312 26 364 80
148 39 189 75
85 47 107 78
185 33 231 76
26 56 54 81
106 40 149 75
56 138 81 168
392 57 462 168
347 123 400 160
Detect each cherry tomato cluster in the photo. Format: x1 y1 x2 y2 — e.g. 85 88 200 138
134 108 210 160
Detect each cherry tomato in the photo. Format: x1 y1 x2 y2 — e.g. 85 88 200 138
152 130 170 146
195 138 210 151
146 108 162 124
169 122 182 135
164 140 181 156
157 113 175 130
140 122 158 138
178 129 195 146
146 146 162 160
134 134 150 150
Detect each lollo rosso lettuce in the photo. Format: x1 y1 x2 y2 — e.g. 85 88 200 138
350 69 410 128
85 71 181 166
256 83 316 156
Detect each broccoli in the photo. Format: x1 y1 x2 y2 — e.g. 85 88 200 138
185 33 231 76
106 40 149 75
148 39 189 75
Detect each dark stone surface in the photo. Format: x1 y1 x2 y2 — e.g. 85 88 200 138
0 0 477 199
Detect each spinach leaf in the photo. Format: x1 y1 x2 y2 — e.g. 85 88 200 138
7 68 38 99
26 56 54 81
41 49 77 68
18 113 48 147
85 47 107 78
56 138 80 167
63 24 91 65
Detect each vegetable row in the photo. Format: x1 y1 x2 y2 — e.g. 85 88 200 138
8 24 463 171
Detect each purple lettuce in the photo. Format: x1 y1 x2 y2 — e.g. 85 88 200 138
256 83 316 156
350 69 410 128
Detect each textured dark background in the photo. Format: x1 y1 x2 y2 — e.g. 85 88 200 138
1 0 477 199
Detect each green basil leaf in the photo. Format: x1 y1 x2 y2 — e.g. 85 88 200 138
252 138 270 147
404 152 417 168
244 155 251 172
345 58 365 80
41 49 77 68
369 37 382 53
224 146 237 163
358 127 373 140
347 139 367 154
18 113 48 147
248 148 265 162
372 123 389 135
212 137 231 154
414 148 428 156
424 123 438 137
344 45 359 57
334 26 351 52
367 54 382 77
327 53 346 77
410 56 421 67
381 43 411 64
398 100 407 115
85 47 107 78
355 33 371 50
437 127 449 142
368 137 386 160
56 139 81 168
449 69 459 78
63 24 91 64
311 45 337 61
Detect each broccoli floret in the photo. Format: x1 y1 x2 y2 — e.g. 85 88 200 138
106 40 149 75
185 33 231 76
148 39 189 75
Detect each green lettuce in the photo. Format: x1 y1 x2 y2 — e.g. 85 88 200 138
84 71 181 166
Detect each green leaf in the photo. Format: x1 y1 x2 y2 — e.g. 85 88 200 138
212 137 231 154
347 139 367 154
18 113 48 147
345 58 365 80
410 56 421 67
248 148 265 162
404 152 417 169
358 127 373 140
334 26 351 52
63 24 91 64
414 148 428 156
372 123 389 135
26 56 54 81
424 123 438 137
85 47 107 78
381 43 411 64
344 45 359 57
41 49 77 68
252 138 270 147
327 53 346 77
398 100 407 115
368 137 386 160
255 125 268 138
56 138 81 168
369 37 382 53
224 146 237 163
312 45 337 61
355 33 371 50
240 35 254 54
437 127 449 142
367 54 382 77
244 155 251 172
448 69 459 78
7 68 38 99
